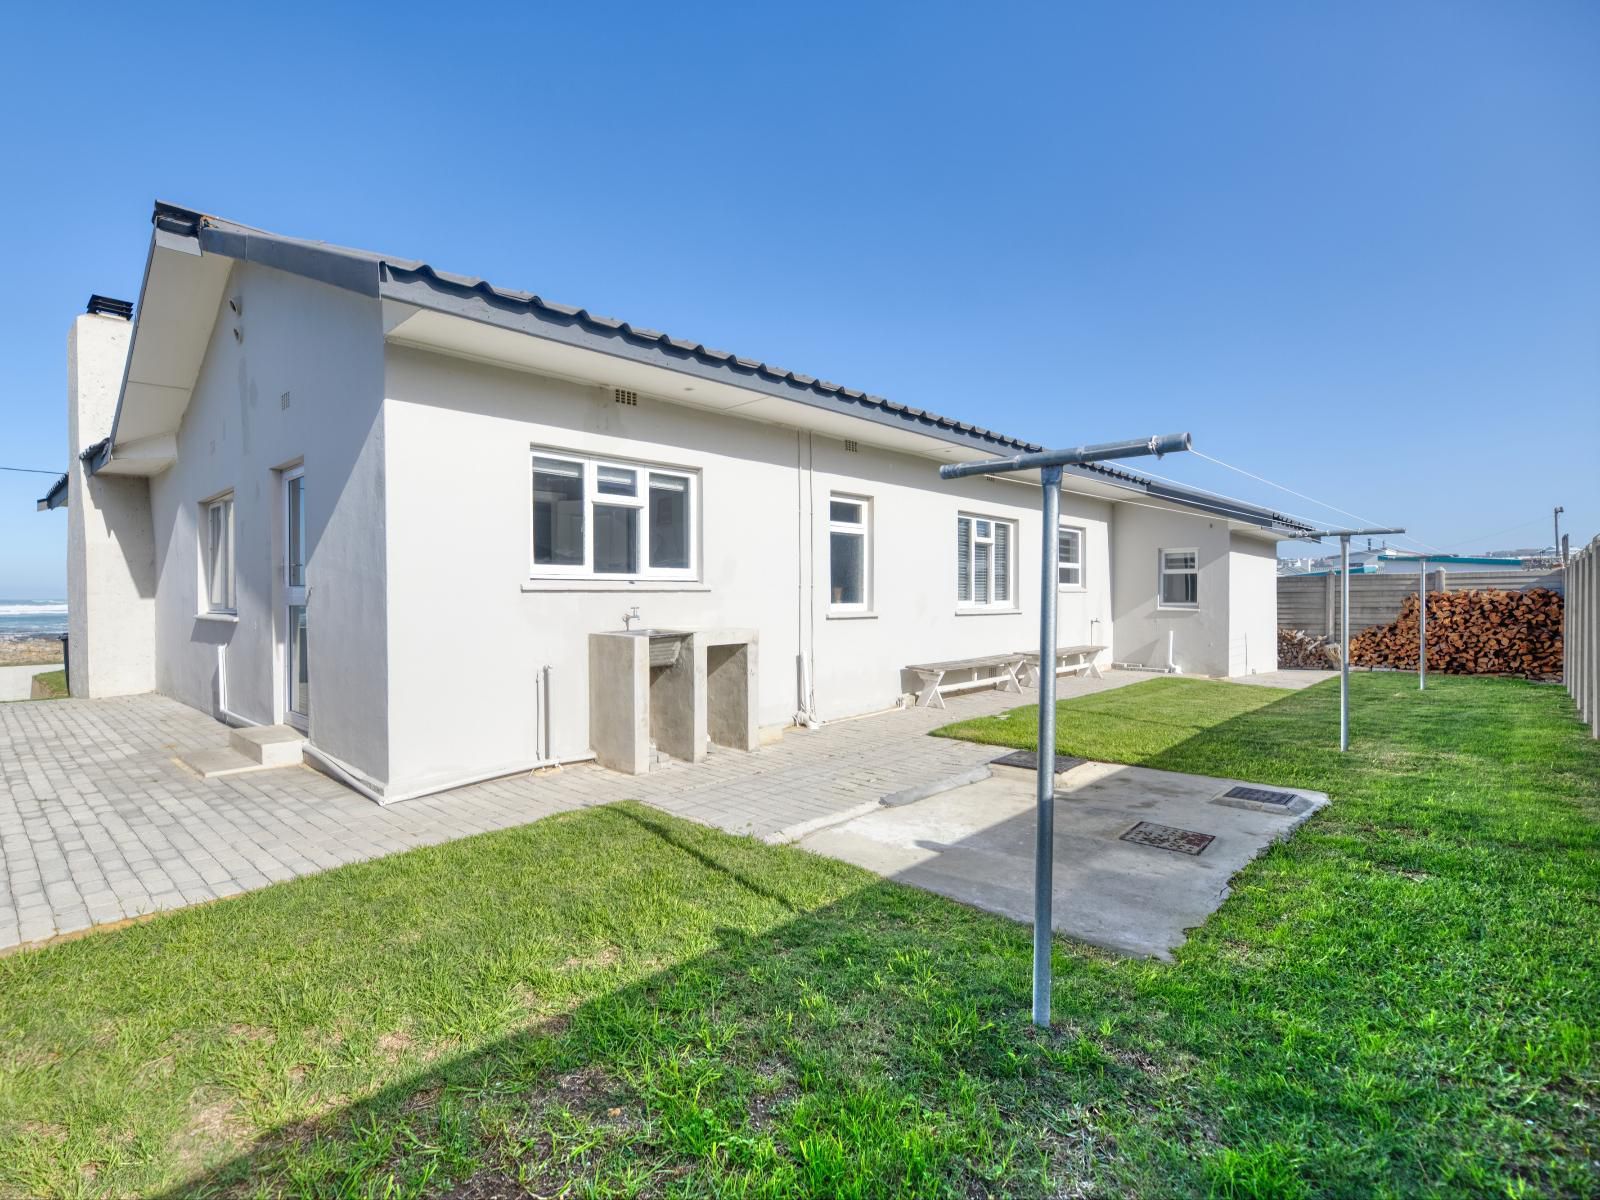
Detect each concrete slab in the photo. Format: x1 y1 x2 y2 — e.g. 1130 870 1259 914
798 761 1327 959
1222 669 1337 690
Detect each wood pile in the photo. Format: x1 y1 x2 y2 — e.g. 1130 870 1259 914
1348 589 1563 678
1278 628 1340 669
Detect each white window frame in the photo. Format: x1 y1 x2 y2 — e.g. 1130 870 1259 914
827 493 872 614
1058 523 1085 591
202 493 235 614
1158 547 1200 609
956 513 1018 611
529 449 699 582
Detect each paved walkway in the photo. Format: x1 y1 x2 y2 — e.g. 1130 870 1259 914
0 671 1145 953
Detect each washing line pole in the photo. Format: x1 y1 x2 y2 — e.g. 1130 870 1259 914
1418 556 1427 691
1301 526 1406 751
939 432 1192 1028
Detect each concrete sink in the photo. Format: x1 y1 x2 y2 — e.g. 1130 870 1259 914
623 629 689 667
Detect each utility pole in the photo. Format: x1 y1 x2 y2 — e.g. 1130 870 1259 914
1554 506 1565 565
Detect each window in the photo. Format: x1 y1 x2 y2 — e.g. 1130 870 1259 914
957 514 1015 609
531 450 697 579
829 495 870 611
1159 548 1199 608
203 495 235 612
1058 525 1084 589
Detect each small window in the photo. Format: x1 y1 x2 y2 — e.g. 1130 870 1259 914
204 495 235 613
1159 548 1199 608
1058 525 1084 589
829 495 870 611
531 450 698 580
957 514 1017 610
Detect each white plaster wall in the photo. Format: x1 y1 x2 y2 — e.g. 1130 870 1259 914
1227 533 1280 675
805 440 1114 721
1110 505 1234 676
147 262 389 782
381 344 1117 796
65 313 157 698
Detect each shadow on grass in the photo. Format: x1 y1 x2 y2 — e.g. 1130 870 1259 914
143 804 1131 1200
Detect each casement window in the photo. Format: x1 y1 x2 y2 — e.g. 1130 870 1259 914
203 494 235 613
1158 548 1199 608
1058 525 1085 589
531 450 697 580
828 495 871 612
957 514 1015 609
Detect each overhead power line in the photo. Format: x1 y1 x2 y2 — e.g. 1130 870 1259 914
1 465 62 475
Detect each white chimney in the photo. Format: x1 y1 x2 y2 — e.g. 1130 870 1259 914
65 298 156 698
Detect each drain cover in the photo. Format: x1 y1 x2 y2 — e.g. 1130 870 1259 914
990 750 1085 773
1223 785 1297 807
1120 821 1216 856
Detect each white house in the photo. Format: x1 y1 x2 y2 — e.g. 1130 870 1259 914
42 202 1311 802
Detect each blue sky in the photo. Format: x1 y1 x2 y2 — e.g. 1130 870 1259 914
1 1 1595 596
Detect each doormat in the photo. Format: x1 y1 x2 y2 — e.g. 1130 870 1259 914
1120 821 1215 856
1222 785 1297 807
990 750 1086 773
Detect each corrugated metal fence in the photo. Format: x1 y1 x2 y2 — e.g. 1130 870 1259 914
1565 536 1599 738
1278 568 1566 638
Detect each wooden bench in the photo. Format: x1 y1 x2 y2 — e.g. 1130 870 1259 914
905 653 1027 709
1016 644 1106 687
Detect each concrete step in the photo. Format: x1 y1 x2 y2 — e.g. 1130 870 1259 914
229 724 306 768
181 746 272 779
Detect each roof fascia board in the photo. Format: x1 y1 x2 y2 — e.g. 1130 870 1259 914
378 268 1029 461
92 233 159 476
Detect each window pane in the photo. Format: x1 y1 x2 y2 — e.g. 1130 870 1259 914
648 473 690 569
1058 528 1080 586
593 504 639 574
975 542 991 604
207 505 224 608
1161 571 1198 606
289 604 309 716
287 476 305 586
976 519 991 539
1163 550 1196 571
597 465 637 497
993 522 1009 603
533 457 585 566
830 531 864 606
957 518 971 602
830 499 862 524
219 502 233 609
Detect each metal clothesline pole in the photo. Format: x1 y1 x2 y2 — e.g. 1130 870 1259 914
939 431 1191 1028
1419 556 1428 691
1299 526 1407 752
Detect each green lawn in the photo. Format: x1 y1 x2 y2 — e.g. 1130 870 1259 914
0 676 1595 1198
29 669 68 699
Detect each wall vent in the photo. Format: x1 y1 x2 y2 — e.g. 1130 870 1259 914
86 295 133 320
614 388 638 406
843 439 859 453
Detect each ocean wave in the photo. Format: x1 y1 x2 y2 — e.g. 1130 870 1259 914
0 603 68 616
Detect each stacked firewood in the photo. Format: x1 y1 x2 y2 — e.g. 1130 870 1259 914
1348 589 1563 678
1279 628 1340 669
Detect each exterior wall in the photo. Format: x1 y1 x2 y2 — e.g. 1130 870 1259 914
65 313 157 698
147 262 390 783
1110 505 1234 676
1227 533 1279 675
380 344 1116 797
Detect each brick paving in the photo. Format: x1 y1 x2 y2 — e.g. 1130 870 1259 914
0 671 1143 954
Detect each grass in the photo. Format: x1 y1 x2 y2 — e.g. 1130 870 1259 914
0 676 1595 1197
29 669 67 699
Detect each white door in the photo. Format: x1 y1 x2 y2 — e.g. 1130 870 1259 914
283 467 309 731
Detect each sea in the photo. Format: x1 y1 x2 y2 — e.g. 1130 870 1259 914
0 599 69 642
